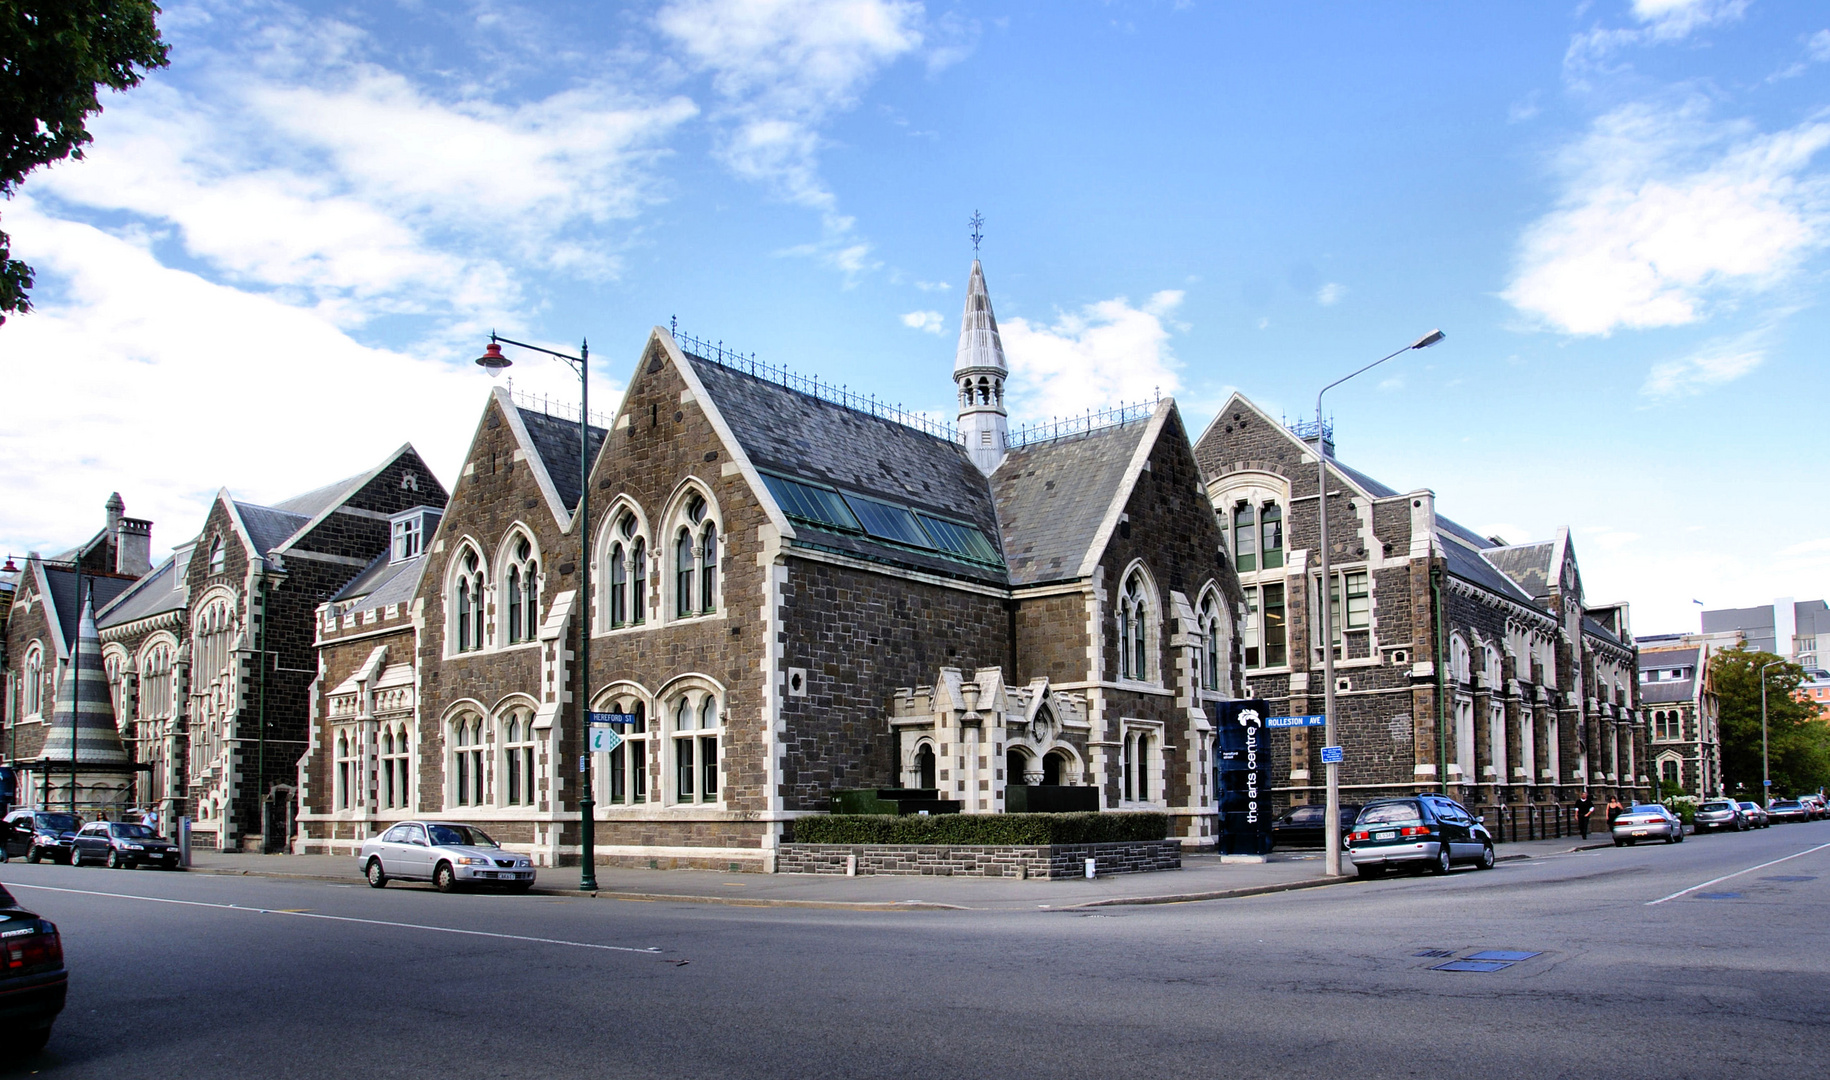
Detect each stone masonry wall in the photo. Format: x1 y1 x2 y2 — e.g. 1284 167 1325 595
777 838 1181 877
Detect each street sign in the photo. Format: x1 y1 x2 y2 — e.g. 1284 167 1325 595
590 711 639 726
1320 745 1344 764
1266 715 1326 728
588 724 623 754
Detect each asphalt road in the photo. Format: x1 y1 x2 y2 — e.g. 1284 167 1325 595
4 822 1826 1079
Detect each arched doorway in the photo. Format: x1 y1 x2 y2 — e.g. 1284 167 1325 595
916 744 936 789
1042 750 1068 786
1007 748 1034 786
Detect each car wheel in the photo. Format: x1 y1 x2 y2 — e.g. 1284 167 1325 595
1431 842 1452 875
109 849 128 869
25 845 40 864
19 1026 51 1054
433 862 458 894
1477 842 1495 870
365 858 388 889
1613 838 1625 847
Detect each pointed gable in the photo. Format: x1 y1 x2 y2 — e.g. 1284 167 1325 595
511 405 607 518
992 417 1153 587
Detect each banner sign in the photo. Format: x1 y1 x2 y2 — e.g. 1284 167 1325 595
1214 699 1274 856
1266 715 1326 728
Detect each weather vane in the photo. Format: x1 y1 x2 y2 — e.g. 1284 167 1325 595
970 210 984 256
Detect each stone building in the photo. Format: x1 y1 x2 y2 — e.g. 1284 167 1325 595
1191 394 1644 813
300 259 1245 869
1 451 447 850
1633 636 1722 797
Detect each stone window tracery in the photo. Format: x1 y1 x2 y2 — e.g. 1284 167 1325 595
1198 590 1223 691
669 490 719 621
601 696 648 805
335 730 355 810
502 709 537 806
604 511 650 630
452 547 486 653
1117 570 1153 682
22 643 43 717
502 533 539 645
666 687 721 805
381 723 410 810
450 714 485 807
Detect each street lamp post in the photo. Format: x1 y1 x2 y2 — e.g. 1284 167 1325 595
475 332 598 891
1317 329 1445 877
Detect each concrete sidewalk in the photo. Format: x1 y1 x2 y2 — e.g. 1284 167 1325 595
182 835 1615 912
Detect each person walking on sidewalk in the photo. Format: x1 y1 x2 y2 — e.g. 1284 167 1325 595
1606 795 1625 829
1576 790 1594 839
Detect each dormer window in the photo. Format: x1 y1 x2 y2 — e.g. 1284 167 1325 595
208 536 226 576
390 507 440 564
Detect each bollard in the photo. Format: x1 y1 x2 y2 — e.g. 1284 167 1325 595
845 853 857 877
1084 857 1096 879
178 816 192 868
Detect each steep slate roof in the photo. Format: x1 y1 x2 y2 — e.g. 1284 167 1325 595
330 552 426 610
1484 542 1555 600
1436 533 1541 608
96 556 185 629
688 354 1007 585
992 421 1151 588
1582 615 1624 647
271 470 368 519
1640 680 1696 704
41 566 135 650
234 502 310 557
516 407 608 515
1641 646 1698 670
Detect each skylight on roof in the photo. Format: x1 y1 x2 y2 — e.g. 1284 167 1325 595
917 514 1001 563
844 494 931 548
760 473 860 532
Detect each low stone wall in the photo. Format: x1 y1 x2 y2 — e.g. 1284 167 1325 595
776 839 1181 879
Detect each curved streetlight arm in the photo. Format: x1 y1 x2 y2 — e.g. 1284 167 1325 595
487 331 587 377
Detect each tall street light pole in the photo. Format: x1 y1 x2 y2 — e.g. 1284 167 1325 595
1317 329 1445 877
475 333 598 891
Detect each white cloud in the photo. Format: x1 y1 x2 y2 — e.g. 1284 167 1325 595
1504 101 1830 336
656 0 923 214
914 280 951 292
1813 29 1830 63
1509 92 1541 124
1000 291 1184 422
1631 0 1748 39
1641 334 1766 399
1316 282 1346 306
901 309 944 333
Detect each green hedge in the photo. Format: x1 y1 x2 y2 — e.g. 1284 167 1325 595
791 812 1168 846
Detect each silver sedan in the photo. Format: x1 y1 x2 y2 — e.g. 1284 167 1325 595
358 821 535 893
1611 804 1685 846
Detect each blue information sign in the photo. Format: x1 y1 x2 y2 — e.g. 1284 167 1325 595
1320 745 1344 764
588 725 623 754
1266 715 1326 728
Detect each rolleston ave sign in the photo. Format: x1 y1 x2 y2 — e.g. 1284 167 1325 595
1266 715 1326 728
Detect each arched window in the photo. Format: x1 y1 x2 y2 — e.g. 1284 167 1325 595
450 715 485 806
1450 635 1471 685
502 710 537 806
1123 729 1154 802
1118 571 1151 681
453 548 485 653
139 642 174 723
1198 592 1223 692
22 644 43 716
603 698 647 805
335 731 353 810
208 535 225 576
609 540 628 626
668 688 721 804
383 724 410 810
380 729 396 809
916 744 937 789
672 492 717 619
503 534 539 645
1232 503 1257 571
1661 758 1679 784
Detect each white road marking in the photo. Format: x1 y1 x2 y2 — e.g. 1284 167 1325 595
1645 841 1830 905
6 882 665 955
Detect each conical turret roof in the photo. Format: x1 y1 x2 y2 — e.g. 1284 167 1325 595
40 594 130 766
954 260 1007 375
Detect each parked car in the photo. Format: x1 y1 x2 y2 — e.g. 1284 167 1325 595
358 821 535 893
1611 803 1685 845
1795 794 1825 820
0 881 66 1056
1692 799 1746 833
1346 795 1495 878
1766 799 1810 824
2 811 83 864
71 821 180 869
1738 801 1770 828
1270 803 1362 850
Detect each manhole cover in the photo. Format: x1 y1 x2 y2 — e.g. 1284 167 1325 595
1696 892 1742 900
1413 949 1454 958
1467 950 1540 962
1433 960 1513 972
1761 875 1816 882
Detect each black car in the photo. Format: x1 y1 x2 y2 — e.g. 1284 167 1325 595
1270 803 1362 849
0 881 66 1056
2 811 84 865
72 821 180 869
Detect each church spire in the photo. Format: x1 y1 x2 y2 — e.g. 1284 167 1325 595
955 214 1008 474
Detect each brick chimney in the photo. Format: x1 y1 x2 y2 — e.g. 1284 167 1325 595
108 493 153 577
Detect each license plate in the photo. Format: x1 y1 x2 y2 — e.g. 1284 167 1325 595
1632 830 1647 836
1374 831 1395 840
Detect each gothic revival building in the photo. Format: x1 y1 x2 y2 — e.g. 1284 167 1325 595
300 260 1245 869
1192 394 1644 813
1634 636 1722 797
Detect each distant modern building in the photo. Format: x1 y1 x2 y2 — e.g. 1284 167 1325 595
1633 633 1722 797
1701 598 1826 667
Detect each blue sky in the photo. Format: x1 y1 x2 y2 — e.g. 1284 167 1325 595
3 0 1826 636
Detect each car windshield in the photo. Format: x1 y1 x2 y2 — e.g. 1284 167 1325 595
1772 801 1801 809
1739 803 1760 810
1358 802 1423 825
427 824 497 848
112 823 157 838
1284 807 1323 823
36 814 80 833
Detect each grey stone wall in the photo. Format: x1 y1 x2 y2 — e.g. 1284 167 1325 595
777 838 1181 878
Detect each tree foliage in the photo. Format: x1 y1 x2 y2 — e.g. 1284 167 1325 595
1711 647 1830 798
1 0 169 322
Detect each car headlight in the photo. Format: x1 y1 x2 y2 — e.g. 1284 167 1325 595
123 843 145 850
455 856 491 865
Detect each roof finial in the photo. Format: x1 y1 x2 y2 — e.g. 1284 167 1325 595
969 209 984 256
